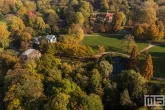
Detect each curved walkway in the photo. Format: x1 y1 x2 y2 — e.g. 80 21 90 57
94 52 130 63
94 39 165 81
139 40 165 54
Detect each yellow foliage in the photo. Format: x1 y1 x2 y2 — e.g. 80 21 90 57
0 25 10 38
7 98 21 110
8 84 16 91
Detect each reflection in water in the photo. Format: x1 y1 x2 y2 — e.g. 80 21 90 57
112 56 128 75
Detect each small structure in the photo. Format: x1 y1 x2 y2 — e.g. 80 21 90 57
20 49 41 60
33 36 42 45
46 35 57 43
105 12 113 22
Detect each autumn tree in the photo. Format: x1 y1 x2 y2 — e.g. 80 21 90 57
100 2 109 11
82 93 103 110
23 27 36 36
44 93 70 110
127 18 132 26
37 54 60 73
141 54 153 79
89 69 104 98
122 34 136 53
110 12 121 33
72 45 94 57
28 15 46 33
20 32 32 41
132 25 145 39
127 46 140 69
37 0 51 12
118 12 126 26
157 6 165 24
5 14 25 32
147 24 159 40
4 69 45 110
65 5 76 24
68 24 84 42
0 36 9 49
117 70 147 106
156 21 165 39
98 45 105 54
0 51 19 72
46 9 59 26
0 25 10 38
97 60 113 80
52 25 59 34
74 12 85 24
35 17 46 32
23 1 36 11
16 6 27 18
138 8 157 24
78 1 91 18
0 25 10 49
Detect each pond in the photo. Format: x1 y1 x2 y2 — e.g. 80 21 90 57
111 56 128 75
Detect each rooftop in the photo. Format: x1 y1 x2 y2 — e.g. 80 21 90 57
46 35 55 40
21 49 35 55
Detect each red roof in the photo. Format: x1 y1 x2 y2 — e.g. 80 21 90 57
106 13 113 18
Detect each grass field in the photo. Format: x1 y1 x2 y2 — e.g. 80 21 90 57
139 45 165 77
82 35 148 54
147 45 165 77
82 35 123 53
82 35 165 77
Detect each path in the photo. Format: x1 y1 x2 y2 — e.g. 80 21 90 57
135 40 165 80
93 37 165 81
94 52 130 63
134 40 165 80
139 40 165 54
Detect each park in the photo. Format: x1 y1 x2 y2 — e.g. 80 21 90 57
82 34 165 78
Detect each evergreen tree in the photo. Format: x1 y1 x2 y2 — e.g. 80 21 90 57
141 54 153 79
110 12 121 33
120 89 133 107
127 46 140 69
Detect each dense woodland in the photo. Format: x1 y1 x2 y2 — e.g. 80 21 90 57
0 0 165 110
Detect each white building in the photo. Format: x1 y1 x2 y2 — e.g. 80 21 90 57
46 35 57 43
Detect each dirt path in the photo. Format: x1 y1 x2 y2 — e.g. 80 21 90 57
94 52 130 63
94 39 165 80
139 40 165 54
136 40 165 80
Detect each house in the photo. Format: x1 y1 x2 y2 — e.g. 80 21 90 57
46 35 57 43
20 49 41 60
105 12 113 22
33 36 42 45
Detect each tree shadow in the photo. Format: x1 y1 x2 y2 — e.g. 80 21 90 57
106 46 122 52
96 33 125 40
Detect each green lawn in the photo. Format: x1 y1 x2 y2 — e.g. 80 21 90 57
147 45 165 77
82 35 124 54
139 45 165 77
82 35 148 54
136 40 148 50
82 35 165 77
